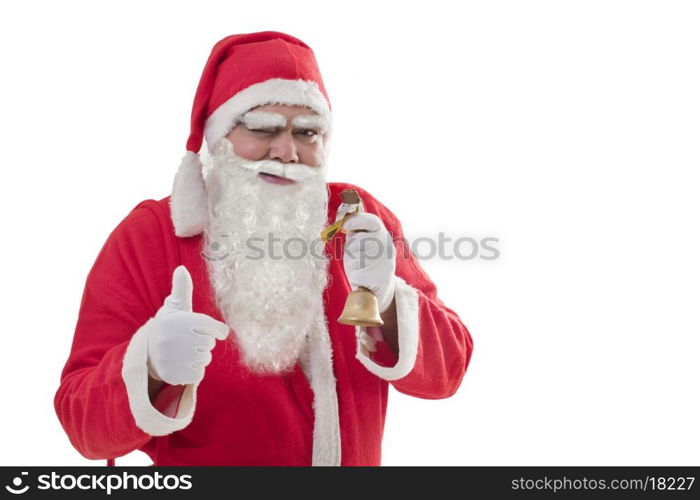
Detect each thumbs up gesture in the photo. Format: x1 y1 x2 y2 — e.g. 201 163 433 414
146 266 230 385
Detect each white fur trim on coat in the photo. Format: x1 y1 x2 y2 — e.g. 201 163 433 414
204 78 332 153
121 318 198 436
299 316 342 466
170 151 209 237
355 276 420 380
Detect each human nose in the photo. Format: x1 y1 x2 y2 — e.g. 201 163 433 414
268 132 299 163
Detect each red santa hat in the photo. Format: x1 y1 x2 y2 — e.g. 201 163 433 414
170 31 333 237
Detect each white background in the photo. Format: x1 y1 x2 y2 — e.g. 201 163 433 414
1 0 698 466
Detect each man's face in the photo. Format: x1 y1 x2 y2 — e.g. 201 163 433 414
204 104 330 374
225 104 327 185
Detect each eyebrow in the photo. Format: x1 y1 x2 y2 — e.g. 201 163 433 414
292 114 329 133
241 111 287 129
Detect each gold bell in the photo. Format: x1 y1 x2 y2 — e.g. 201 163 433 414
338 286 384 327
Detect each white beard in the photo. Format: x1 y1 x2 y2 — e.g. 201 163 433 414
202 139 330 375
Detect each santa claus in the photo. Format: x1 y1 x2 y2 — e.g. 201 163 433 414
54 31 474 466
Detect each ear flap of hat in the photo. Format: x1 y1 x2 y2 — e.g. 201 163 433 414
170 152 209 237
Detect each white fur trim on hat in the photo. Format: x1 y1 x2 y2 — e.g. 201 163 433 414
355 275 420 380
170 151 209 237
203 78 332 153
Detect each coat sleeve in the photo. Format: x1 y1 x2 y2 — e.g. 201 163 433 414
350 187 474 399
53 201 195 460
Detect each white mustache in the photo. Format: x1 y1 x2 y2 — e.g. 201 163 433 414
214 138 324 182
238 157 322 181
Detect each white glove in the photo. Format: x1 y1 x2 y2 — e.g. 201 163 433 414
146 266 230 385
342 213 397 313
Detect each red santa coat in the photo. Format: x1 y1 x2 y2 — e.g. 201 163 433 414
54 182 473 466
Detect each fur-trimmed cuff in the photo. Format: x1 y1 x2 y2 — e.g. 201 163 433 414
121 319 198 436
355 276 420 380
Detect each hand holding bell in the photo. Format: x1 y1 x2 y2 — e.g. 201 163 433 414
321 189 397 327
